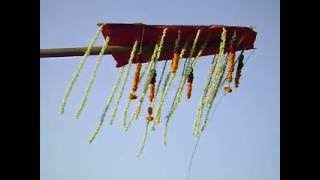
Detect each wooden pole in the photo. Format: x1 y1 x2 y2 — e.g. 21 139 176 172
40 45 253 59
40 44 178 58
40 46 130 58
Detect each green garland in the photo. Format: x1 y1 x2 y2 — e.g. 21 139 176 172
125 28 168 131
155 40 189 127
201 70 227 133
154 31 183 126
155 60 168 97
161 46 189 145
122 64 148 128
60 25 103 114
109 40 139 125
76 36 110 118
193 55 217 135
88 66 125 143
191 40 208 67
170 30 201 117
151 61 168 130
136 122 150 157
125 44 159 131
164 30 202 141
195 28 227 135
185 30 201 75
155 28 168 62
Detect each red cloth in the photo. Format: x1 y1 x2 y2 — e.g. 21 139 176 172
100 23 257 67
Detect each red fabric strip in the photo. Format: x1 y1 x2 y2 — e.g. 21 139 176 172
100 23 257 67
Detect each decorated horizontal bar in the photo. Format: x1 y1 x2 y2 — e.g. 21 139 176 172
57 22 258 168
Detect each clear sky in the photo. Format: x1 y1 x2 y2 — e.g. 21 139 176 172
40 0 279 180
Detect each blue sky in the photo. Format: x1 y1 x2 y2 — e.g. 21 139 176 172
40 0 279 180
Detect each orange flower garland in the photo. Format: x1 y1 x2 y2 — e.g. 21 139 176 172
225 32 237 93
171 52 180 74
227 51 235 83
129 60 142 100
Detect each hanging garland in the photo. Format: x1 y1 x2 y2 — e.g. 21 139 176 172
123 27 147 127
168 30 201 119
194 28 227 136
155 59 168 97
89 66 125 143
134 28 169 156
129 62 142 100
156 40 189 132
124 28 168 132
193 55 217 135
125 44 159 131
224 32 238 94
185 29 201 76
160 43 189 145
76 35 111 118
154 30 182 128
123 63 147 128
129 26 145 100
60 24 104 114
163 30 202 144
109 40 139 125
